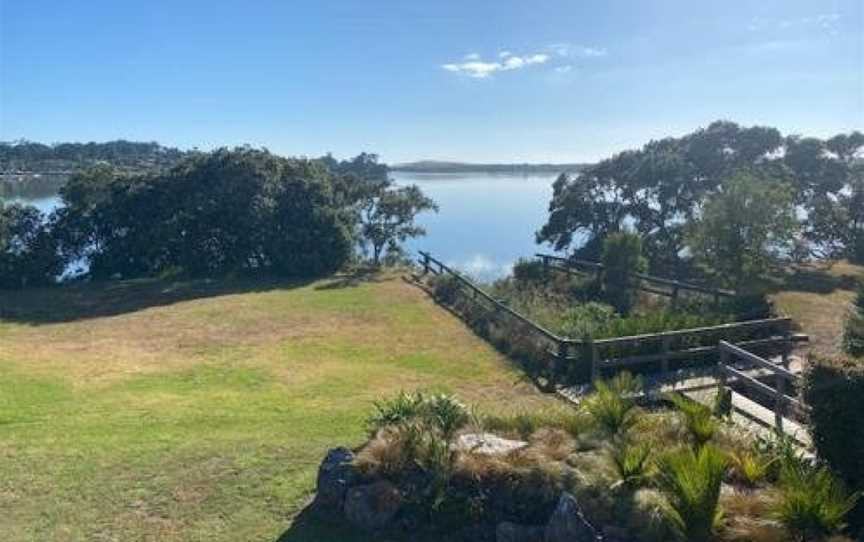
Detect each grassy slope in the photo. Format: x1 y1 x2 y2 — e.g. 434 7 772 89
0 272 555 542
771 260 864 357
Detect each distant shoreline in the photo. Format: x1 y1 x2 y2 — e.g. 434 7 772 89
391 161 589 175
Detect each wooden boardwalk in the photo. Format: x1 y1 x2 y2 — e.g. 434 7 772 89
558 355 812 448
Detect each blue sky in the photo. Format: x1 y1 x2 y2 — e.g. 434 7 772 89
1 0 862 163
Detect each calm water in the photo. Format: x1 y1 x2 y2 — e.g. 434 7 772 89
9 172 563 280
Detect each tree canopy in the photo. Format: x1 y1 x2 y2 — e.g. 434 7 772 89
537 121 864 276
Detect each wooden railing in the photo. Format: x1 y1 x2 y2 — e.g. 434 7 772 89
718 341 809 433
417 251 797 386
535 253 736 303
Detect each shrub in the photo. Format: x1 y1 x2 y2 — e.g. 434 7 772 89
842 281 864 357
803 354 864 530
774 464 860 541
511 257 546 283
584 372 642 436
557 302 619 339
656 444 728 542
430 273 463 305
601 232 647 314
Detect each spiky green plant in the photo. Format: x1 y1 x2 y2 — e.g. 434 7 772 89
656 444 728 542
774 464 860 541
367 391 425 434
584 372 642 436
667 392 717 449
728 448 775 488
610 441 653 490
421 393 469 441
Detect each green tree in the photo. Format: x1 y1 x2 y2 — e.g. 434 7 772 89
0 203 63 288
359 184 438 265
601 232 647 314
687 171 798 289
54 148 354 280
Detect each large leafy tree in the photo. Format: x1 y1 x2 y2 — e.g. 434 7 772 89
54 148 354 279
320 153 438 265
359 184 438 265
686 171 798 289
0 203 63 288
537 121 863 273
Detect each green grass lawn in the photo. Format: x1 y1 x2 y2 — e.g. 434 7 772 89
0 272 556 541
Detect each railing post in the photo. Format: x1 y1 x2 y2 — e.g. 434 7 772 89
554 340 568 387
661 334 671 374
775 374 786 433
590 341 600 383
718 344 729 389
671 284 680 308
542 256 549 276
422 252 430 274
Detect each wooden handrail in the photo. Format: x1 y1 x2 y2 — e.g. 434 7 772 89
536 253 736 298
591 318 792 345
718 341 798 381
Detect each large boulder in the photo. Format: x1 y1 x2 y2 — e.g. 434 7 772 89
315 447 357 509
497 521 545 542
344 480 403 530
456 433 528 456
545 493 603 542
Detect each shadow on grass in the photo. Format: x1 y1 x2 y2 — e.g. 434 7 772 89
275 505 388 542
0 274 314 325
314 267 388 291
769 265 861 295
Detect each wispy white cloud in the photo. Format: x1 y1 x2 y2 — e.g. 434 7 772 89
554 65 574 74
748 12 841 35
442 51 550 78
549 43 608 58
463 52 480 61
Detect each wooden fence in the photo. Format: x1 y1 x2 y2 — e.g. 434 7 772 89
535 253 736 304
718 340 809 433
417 251 796 386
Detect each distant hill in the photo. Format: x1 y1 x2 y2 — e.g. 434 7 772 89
391 160 589 175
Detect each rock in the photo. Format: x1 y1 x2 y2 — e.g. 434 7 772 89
344 480 403 530
315 447 357 509
545 493 603 542
456 433 528 456
497 521 545 542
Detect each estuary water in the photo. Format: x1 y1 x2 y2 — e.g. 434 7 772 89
9 171 563 280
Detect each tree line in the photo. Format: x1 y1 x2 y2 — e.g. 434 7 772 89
0 148 436 288
0 140 189 173
537 121 864 288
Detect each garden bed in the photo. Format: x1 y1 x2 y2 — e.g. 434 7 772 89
312 381 860 541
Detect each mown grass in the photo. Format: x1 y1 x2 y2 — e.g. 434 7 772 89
770 260 864 357
0 272 556 541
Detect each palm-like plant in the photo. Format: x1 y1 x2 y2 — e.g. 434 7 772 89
667 392 717 449
774 464 860 541
728 448 775 488
656 444 728 542
584 372 642 436
610 441 652 490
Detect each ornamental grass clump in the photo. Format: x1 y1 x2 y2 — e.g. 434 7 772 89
667 392 717 450
584 372 643 436
773 463 860 542
656 444 728 542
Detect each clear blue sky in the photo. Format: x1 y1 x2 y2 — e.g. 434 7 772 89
1 0 862 163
